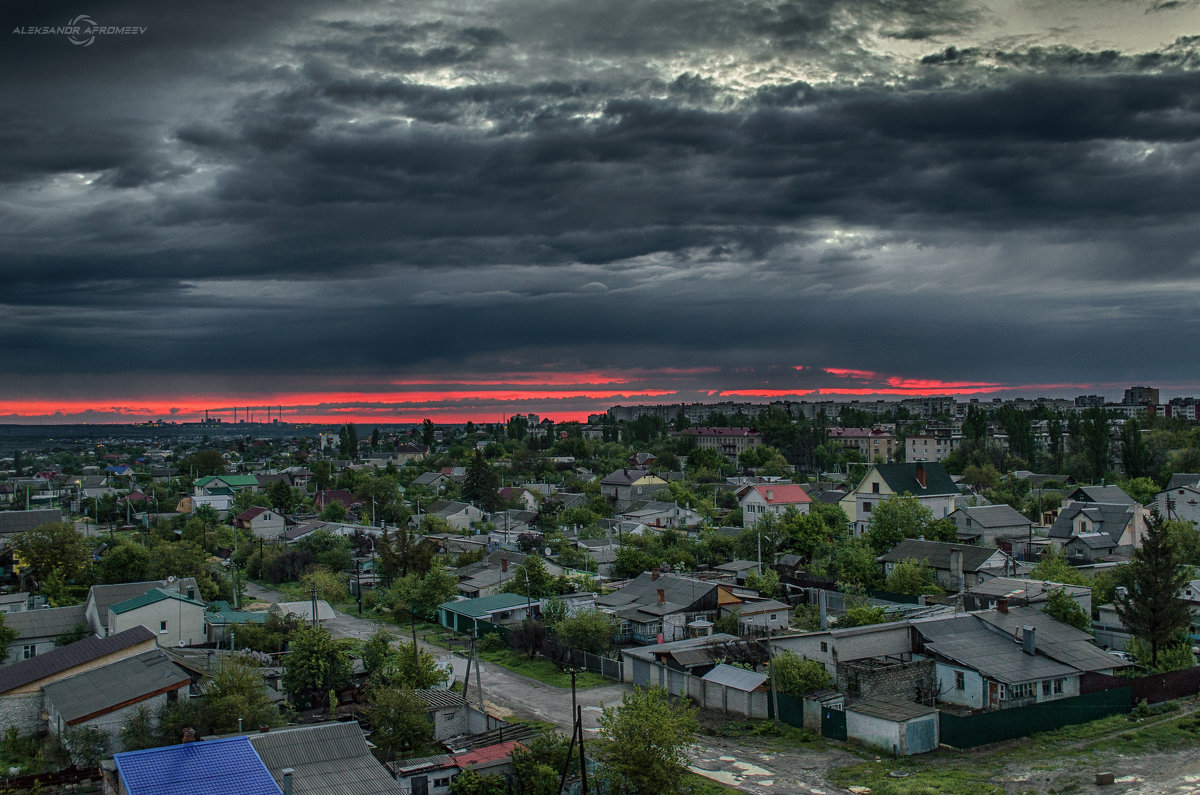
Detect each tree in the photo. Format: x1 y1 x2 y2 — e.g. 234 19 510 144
13 522 90 590
884 559 940 596
1079 407 1111 481
98 540 152 584
1121 418 1151 479
119 705 159 752
864 494 935 555
0 614 15 664
382 640 451 690
463 450 501 510
1042 588 1092 634
501 555 558 598
770 650 830 697
281 624 353 705
597 687 698 795
62 725 109 767
422 419 436 448
299 567 348 604
364 686 433 760
203 654 280 734
1116 510 1192 668
53 622 89 647
1029 546 1090 587
745 568 781 598
554 608 618 654
338 424 359 461
320 501 348 522
386 567 459 622
511 731 572 795
362 628 396 679
449 768 508 795
179 449 226 477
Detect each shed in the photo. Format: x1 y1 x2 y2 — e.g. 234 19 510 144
845 698 940 755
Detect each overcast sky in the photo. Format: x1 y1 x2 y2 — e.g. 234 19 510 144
3 0 1199 424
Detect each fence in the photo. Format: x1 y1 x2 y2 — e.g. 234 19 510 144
938 687 1133 749
473 620 624 681
1082 665 1200 704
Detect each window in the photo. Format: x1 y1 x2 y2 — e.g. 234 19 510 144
769 614 778 621
1006 682 1036 701
434 778 451 788
820 641 828 653
955 671 964 690
1054 678 1064 694
1042 680 1052 696
863 502 871 513
872 482 880 494
22 645 36 660
160 621 168 633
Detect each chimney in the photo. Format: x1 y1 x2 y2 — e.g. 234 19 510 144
657 588 665 605
181 727 196 744
915 464 927 488
1022 626 1036 655
282 768 294 795
996 597 1008 614
651 569 660 581
258 724 270 733
949 550 964 591
501 558 508 573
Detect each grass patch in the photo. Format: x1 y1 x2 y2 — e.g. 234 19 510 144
704 719 824 749
684 772 743 793
831 759 1003 795
475 647 610 689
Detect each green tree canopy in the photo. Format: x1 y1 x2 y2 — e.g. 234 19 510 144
1116 510 1192 668
202 654 280 734
884 558 941 596
13 522 90 590
1042 588 1093 634
864 494 936 555
364 686 433 760
597 687 698 795
770 650 831 697
281 624 353 704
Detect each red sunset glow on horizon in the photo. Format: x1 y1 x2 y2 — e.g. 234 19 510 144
0 367 1118 424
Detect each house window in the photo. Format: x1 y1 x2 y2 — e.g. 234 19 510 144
1042 680 1052 696
1054 679 1064 694
769 614 778 622
160 621 168 633
863 502 871 513
872 482 880 494
955 671 964 690
22 645 36 660
434 778 451 788
1006 682 1036 701
820 641 828 653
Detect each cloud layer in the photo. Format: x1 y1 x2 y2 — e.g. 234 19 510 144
2 0 1200 422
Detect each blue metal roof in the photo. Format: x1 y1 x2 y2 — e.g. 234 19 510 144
114 736 282 795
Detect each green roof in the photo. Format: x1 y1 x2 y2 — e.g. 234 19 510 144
870 462 959 497
438 593 531 618
110 588 207 615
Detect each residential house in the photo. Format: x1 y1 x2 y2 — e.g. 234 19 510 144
193 474 260 496
0 508 62 541
850 463 959 534
617 500 704 529
45 649 190 753
599 468 668 503
85 578 201 638
877 538 1015 591
204 601 269 645
949 504 1034 548
828 427 897 463
596 571 738 645
905 433 960 463
234 506 287 540
111 735 284 795
392 742 522 795
437 594 535 635
1063 532 1119 563
271 600 335 625
413 471 451 490
497 487 538 512
963 577 1091 614
422 500 486 532
676 427 765 464
719 598 790 634
737 484 812 528
0 625 156 734
3 604 88 664
247 720 403 795
1156 484 1200 529
1047 502 1141 556
108 587 208 648
415 689 494 741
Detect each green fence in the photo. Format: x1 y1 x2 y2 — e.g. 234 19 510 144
939 687 1133 749
772 692 805 727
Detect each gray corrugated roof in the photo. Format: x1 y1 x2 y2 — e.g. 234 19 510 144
877 538 1008 571
954 504 1032 528
848 698 938 722
43 649 189 724
0 624 154 694
595 572 716 612
1070 485 1137 506
0 509 63 535
702 663 768 691
3 604 87 640
249 721 402 795
916 616 1075 684
417 689 466 710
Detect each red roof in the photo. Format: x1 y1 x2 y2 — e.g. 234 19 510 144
451 740 522 769
235 506 270 521
752 485 811 504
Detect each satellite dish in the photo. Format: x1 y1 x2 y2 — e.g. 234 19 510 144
545 547 553 556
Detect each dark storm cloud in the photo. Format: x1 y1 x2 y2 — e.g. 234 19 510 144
2 0 1200 397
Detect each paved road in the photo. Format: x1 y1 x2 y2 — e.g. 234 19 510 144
244 582 844 792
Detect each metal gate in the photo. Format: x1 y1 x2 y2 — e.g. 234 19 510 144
821 706 847 741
